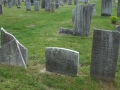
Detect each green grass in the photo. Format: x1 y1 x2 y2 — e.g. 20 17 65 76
0 0 120 90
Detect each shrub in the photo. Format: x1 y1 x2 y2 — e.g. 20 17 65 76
111 16 119 24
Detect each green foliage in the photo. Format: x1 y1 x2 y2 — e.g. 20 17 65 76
111 16 119 24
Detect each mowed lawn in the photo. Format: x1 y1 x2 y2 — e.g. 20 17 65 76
0 0 120 90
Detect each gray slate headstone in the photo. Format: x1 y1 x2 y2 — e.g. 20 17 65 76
0 28 28 68
117 0 120 17
73 4 93 36
45 0 51 11
101 0 112 16
0 3 3 14
90 29 120 82
41 0 45 8
8 0 12 8
26 2 31 11
45 47 79 76
34 1 40 11
88 4 96 16
50 1 56 12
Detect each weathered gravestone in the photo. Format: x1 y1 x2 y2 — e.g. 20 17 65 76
50 0 56 12
34 1 40 11
88 4 96 16
117 0 120 17
115 25 120 32
90 29 120 82
68 0 72 5
101 0 112 16
8 0 12 8
0 28 28 68
58 28 73 35
41 0 45 8
45 0 51 11
73 4 93 36
55 0 59 9
45 47 79 76
0 3 3 14
26 2 31 11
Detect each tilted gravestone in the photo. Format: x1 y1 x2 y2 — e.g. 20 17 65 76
101 0 112 16
41 0 45 8
90 29 120 82
45 47 79 76
0 28 28 68
34 1 40 11
73 4 93 36
45 0 51 11
0 3 3 14
26 2 31 11
50 0 56 12
117 0 120 17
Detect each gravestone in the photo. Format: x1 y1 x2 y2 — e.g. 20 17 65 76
50 0 55 12
101 0 112 16
26 2 31 11
115 25 120 32
34 1 40 11
0 3 3 14
90 29 120 82
59 0 64 5
68 0 72 5
88 4 96 16
31 0 34 5
58 28 73 35
117 0 120 17
41 0 45 8
73 4 93 36
45 0 51 11
45 47 79 76
78 0 88 3
8 0 12 8
74 0 78 5
55 0 59 8
0 28 28 68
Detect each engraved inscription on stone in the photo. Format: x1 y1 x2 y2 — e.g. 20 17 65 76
0 28 28 68
90 29 120 82
45 47 79 76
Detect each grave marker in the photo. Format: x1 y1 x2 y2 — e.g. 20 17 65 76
45 47 79 76
101 0 112 16
90 29 120 82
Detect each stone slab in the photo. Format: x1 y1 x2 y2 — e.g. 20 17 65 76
45 47 79 76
